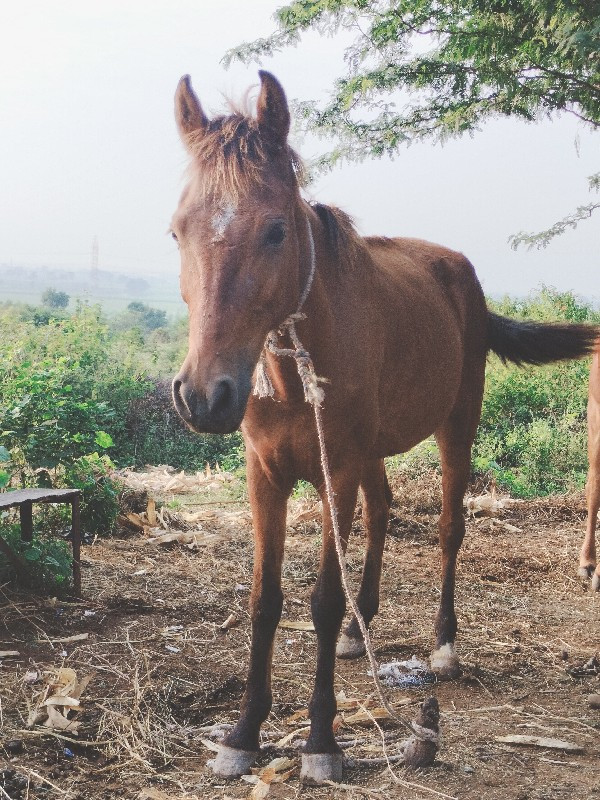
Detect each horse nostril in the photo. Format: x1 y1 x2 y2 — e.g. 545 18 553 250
209 377 236 418
172 377 191 418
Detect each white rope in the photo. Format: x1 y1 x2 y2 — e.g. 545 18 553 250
312 401 416 737
252 212 431 742
409 722 442 744
253 215 317 401
297 214 316 312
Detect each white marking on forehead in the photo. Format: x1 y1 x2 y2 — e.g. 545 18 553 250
211 200 237 243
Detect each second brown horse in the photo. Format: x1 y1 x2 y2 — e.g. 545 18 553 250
170 71 599 784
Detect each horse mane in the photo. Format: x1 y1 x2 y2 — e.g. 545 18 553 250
183 104 364 274
364 235 396 248
311 203 368 273
185 111 304 202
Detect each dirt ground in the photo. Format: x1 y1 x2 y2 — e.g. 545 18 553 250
1 470 599 800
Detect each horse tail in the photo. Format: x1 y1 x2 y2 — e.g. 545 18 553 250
487 311 599 366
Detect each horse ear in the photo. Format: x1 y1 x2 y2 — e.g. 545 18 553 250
175 75 209 144
256 70 290 149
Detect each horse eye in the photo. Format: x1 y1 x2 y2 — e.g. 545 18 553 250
171 231 178 242
264 222 286 247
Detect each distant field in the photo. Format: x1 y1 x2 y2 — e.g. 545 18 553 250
0 265 186 317
0 287 185 316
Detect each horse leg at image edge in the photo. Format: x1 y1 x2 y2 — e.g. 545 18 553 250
210 451 290 778
337 459 391 659
579 466 600 590
579 361 600 590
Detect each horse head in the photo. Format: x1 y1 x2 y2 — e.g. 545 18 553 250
171 71 306 433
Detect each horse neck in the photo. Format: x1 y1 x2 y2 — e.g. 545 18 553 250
262 201 363 399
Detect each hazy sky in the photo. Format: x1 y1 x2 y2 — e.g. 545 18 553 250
1 0 598 300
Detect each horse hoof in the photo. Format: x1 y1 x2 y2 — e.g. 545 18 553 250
578 563 595 579
430 643 460 680
208 744 258 778
300 752 343 785
592 573 600 592
336 632 366 659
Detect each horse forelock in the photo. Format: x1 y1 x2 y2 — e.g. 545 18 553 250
181 105 363 273
185 112 304 204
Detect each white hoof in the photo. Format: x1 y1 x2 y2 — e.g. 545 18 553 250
336 632 366 659
578 564 595 579
300 752 343 785
592 573 600 592
208 744 258 778
430 643 460 680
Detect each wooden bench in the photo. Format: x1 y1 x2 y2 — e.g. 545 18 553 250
0 489 82 595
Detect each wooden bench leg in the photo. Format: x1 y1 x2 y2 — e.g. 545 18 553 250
20 501 33 542
71 496 82 597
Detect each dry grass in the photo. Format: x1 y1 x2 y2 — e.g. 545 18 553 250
1 470 599 800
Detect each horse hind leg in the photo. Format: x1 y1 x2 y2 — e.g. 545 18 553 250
336 459 391 659
431 372 484 679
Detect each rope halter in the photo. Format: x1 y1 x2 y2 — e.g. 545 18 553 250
253 214 325 405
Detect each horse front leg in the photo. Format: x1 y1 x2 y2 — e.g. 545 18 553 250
302 469 359 785
337 459 391 659
211 449 291 778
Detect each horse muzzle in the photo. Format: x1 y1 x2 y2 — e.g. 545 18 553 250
172 371 251 434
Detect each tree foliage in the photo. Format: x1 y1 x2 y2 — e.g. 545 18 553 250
126 301 168 332
42 287 69 309
509 170 600 248
227 1 599 240
228 0 599 158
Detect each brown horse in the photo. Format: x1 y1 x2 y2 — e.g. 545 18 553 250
170 71 599 784
579 345 600 589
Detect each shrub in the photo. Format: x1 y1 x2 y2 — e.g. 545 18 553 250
472 289 598 497
0 523 72 593
63 453 122 536
119 379 244 471
0 305 144 538
473 358 590 497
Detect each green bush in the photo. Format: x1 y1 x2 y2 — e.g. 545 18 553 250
0 305 147 469
0 305 144 539
63 453 122 536
472 289 598 497
41 288 69 310
0 523 72 593
0 299 244 590
118 379 244 471
474 358 591 497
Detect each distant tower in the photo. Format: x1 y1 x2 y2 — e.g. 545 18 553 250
91 236 99 278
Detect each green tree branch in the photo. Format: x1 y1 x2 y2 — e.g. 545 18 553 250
226 0 600 244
